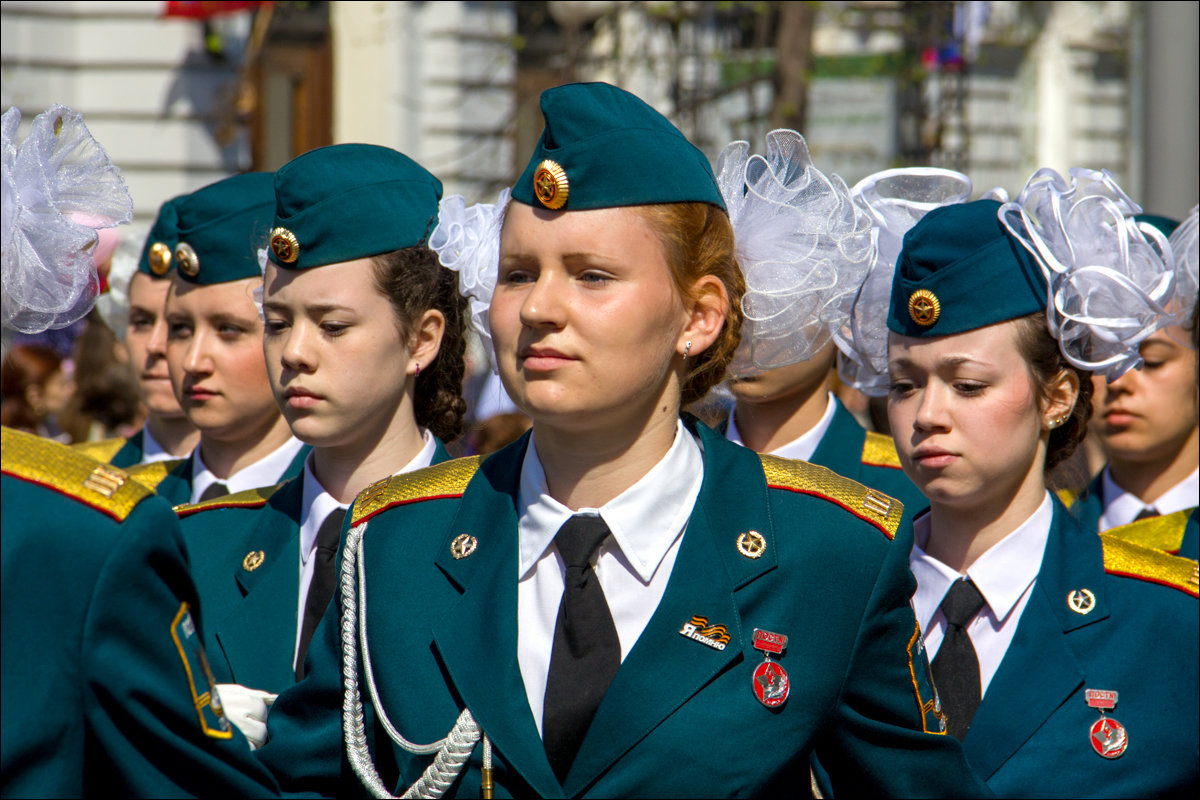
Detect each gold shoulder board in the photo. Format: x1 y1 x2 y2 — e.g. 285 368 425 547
1055 487 1078 507
1103 509 1190 555
2 427 152 522
759 453 903 540
861 431 903 469
351 456 480 525
127 459 184 491
174 483 283 517
1101 534 1199 598
72 437 128 464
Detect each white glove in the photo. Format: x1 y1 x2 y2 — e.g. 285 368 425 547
214 683 277 749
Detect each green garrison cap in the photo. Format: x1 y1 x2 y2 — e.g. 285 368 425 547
137 197 182 278
267 144 443 269
1134 213 1180 238
172 172 276 285
888 199 1047 337
512 82 725 213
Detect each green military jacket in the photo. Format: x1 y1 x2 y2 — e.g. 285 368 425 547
0 427 276 797
960 500 1198 796
723 396 928 521
73 428 145 468
175 440 451 693
129 444 311 507
257 418 986 798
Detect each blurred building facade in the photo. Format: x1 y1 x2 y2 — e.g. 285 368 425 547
2 0 1196 244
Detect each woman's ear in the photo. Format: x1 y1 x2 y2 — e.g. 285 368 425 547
1044 368 1080 429
407 308 446 377
677 275 728 357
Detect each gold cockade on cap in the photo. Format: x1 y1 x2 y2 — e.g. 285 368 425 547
532 160 569 210
271 227 300 265
907 289 941 327
148 242 173 275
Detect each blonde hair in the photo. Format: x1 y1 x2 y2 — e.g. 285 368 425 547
634 202 745 406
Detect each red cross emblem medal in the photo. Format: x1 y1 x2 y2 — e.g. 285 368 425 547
1085 689 1127 759
751 629 789 708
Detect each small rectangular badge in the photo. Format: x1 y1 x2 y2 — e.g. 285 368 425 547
1085 689 1118 709
753 628 787 655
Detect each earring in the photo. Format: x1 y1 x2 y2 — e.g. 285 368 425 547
683 341 693 360
414 362 421 378
1049 415 1065 429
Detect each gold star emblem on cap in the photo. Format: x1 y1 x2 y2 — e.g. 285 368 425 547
148 242 172 275
908 289 941 327
533 159 569 210
175 242 199 277
242 550 266 572
271 227 300 265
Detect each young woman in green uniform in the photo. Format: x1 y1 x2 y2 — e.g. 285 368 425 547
1072 209 1198 556
722 161 973 514
76 195 201 466
882 172 1197 796
128 172 309 505
172 144 467 746
255 82 986 798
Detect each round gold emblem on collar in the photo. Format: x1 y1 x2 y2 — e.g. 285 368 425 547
908 289 941 327
271 227 300 265
736 530 767 559
243 550 266 572
148 242 172 275
1067 588 1096 615
532 160 569 210
175 242 199 277
450 533 478 559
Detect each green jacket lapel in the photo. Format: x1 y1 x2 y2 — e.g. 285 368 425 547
428 436 564 799
216 478 305 689
963 505 1107 779
158 455 194 506
809 396 865 481
563 420 777 795
111 430 144 469
430 437 452 465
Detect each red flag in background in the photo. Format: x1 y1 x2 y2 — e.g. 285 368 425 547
162 1 270 19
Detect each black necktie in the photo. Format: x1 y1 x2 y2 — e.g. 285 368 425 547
1133 507 1160 521
542 515 621 784
295 507 346 680
931 578 987 740
198 481 229 502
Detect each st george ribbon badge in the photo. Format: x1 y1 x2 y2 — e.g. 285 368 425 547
751 628 789 708
1085 689 1128 759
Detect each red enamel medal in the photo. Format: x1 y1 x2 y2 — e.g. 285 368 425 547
1085 689 1127 759
751 629 789 708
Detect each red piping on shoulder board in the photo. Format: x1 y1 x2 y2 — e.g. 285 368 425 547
356 492 466 525
176 497 269 518
766 482 894 540
1104 567 1199 599
3 470 127 523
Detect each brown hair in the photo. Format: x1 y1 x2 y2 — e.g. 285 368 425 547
371 247 468 442
1 344 64 432
634 202 746 406
1012 313 1093 473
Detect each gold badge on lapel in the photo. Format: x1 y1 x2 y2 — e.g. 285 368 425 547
736 530 767 559
450 534 477 559
908 289 941 327
533 160 569 210
242 550 265 572
1067 588 1096 615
